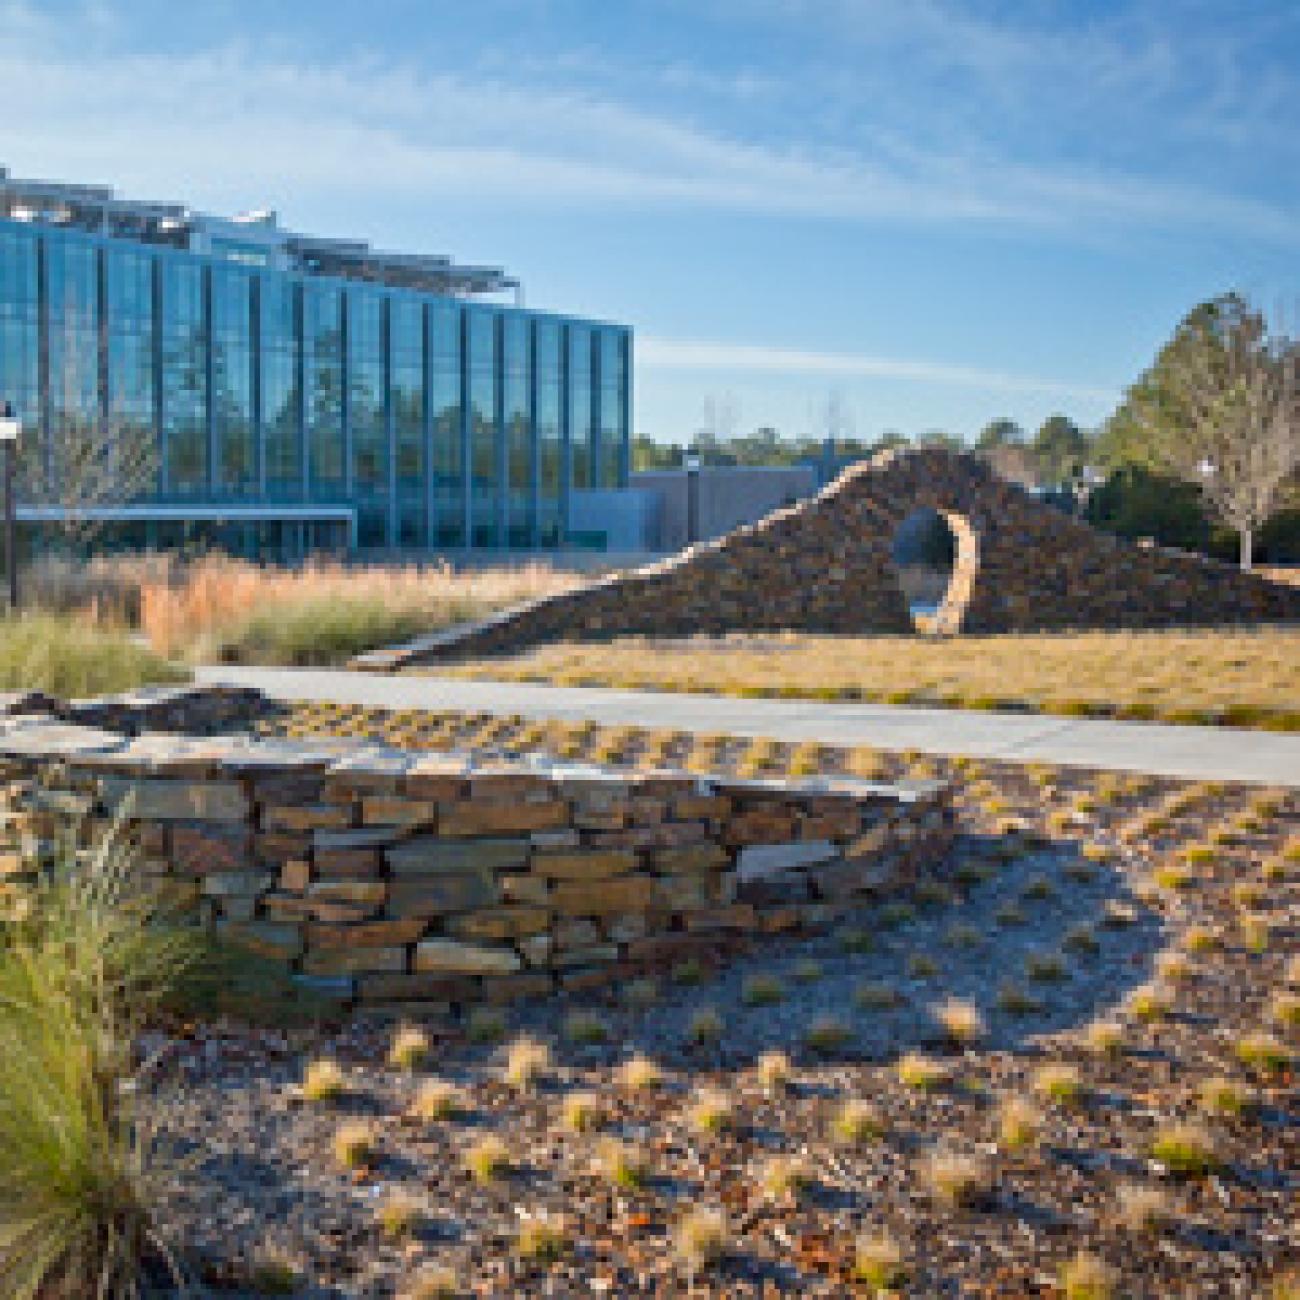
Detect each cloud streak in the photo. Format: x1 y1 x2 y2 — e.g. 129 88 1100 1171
637 336 1117 404
0 6 1296 248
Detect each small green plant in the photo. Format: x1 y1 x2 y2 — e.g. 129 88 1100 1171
333 1121 376 1171
1198 1076 1251 1117
1084 1020 1124 1056
1114 1181 1171 1234
897 1052 946 1091
832 1098 885 1144
516 1216 571 1263
688 1088 734 1135
758 1154 812 1203
1234 1032 1291 1077
412 1079 461 1123
623 976 659 1008
302 1057 346 1103
1240 913 1271 953
398 1265 460 1300
879 901 916 929
756 1049 793 1095
464 1134 511 1184
1149 1121 1218 1176
1063 925 1100 955
853 1231 907 1291
907 952 939 980
561 1090 602 1133
596 1138 649 1190
672 957 707 985
996 902 1026 927
856 980 902 1009
1269 992 1300 1028
687 1006 724 1046
248 1251 303 1295
389 1025 431 1072
924 1149 993 1208
1021 874 1056 902
997 1096 1042 1152
1183 925 1219 953
742 973 785 1006
1033 1064 1084 1107
467 1006 507 1044
564 1010 609 1045
997 982 1044 1016
674 1207 728 1274
792 958 823 983
504 1036 551 1090
617 1054 664 1093
933 996 985 1046
1128 983 1171 1022
838 926 875 954
1059 1251 1117 1299
377 1191 422 1240
805 1014 852 1053
1025 950 1068 982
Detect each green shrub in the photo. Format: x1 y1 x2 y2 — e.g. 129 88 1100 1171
0 824 195 1297
0 612 186 696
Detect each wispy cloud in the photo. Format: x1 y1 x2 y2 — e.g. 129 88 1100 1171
0 5 1296 247
637 336 1117 403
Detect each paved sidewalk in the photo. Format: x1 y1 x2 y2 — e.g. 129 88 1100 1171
196 666 1300 788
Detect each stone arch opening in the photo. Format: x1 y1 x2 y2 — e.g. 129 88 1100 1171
890 505 976 634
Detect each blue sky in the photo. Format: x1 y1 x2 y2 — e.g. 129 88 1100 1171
2 0 1297 443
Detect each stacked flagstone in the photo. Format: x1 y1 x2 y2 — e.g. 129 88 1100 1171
362 447 1300 670
0 714 952 1011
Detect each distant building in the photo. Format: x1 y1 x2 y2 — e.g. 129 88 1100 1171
0 167 631 559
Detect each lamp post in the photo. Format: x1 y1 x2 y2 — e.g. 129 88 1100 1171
0 403 17 612
683 446 701 547
1197 458 1215 559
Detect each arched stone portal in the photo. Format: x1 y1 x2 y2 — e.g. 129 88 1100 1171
402 448 1300 665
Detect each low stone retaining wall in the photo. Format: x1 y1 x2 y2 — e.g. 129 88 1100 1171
0 714 953 1012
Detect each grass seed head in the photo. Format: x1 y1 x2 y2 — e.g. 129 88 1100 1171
302 1057 345 1103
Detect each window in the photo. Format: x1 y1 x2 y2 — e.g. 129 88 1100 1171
304 283 344 496
160 258 207 497
391 297 425 547
261 275 301 499
347 287 388 547
503 314 532 547
535 318 563 546
0 229 41 487
568 324 593 492
211 265 255 496
467 308 498 548
430 300 464 548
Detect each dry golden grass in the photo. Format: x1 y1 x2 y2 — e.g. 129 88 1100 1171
443 627 1300 731
39 553 579 666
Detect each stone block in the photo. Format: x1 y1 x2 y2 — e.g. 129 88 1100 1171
481 970 553 1002
438 798 569 837
278 858 311 893
533 848 637 880
651 843 729 875
215 918 303 960
262 803 353 832
726 809 797 846
550 874 656 915
413 938 522 975
200 871 274 898
171 824 250 875
387 836 527 875
307 918 427 948
518 935 553 966
501 873 549 904
387 872 500 916
446 905 550 940
551 942 619 968
672 794 731 820
314 847 383 877
302 946 408 976
361 796 438 826
307 880 387 907
101 777 248 822
735 839 838 882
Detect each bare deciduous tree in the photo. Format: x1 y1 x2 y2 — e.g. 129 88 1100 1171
1131 295 1300 570
21 324 160 550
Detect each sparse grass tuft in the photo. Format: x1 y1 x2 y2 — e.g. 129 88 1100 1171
466 1006 506 1044
1149 1121 1218 1176
596 1138 649 1190
853 1231 907 1292
756 1049 794 1095
388 1025 431 1073
515 1216 571 1264
1026 950 1068 982
933 996 986 1046
832 1098 886 1145
1084 1020 1124 1056
741 973 785 1006
561 1091 602 1133
617 1054 664 1093
333 1121 376 1171
399 1265 460 1300
1115 1181 1172 1234
997 982 1044 1016
464 1134 511 1184
997 1096 1042 1152
687 1006 724 1046
1199 1076 1252 1117
805 1014 852 1053
857 980 903 1009
1234 1032 1291 1077
759 1154 813 1203
924 1149 994 1208
1059 1251 1117 1300
1127 983 1172 1023
1269 992 1300 1029
688 1088 734 1135
1033 1064 1084 1107
302 1057 346 1103
377 1191 422 1240
504 1036 551 1091
412 1079 461 1123
674 1207 729 1274
563 1010 609 1045
897 1052 947 1091
792 958 823 984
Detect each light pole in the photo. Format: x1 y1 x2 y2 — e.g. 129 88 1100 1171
683 446 701 547
0 403 18 612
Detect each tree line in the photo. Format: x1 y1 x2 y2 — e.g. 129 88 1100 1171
636 293 1300 569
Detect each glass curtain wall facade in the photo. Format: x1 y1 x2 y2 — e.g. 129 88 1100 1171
0 216 635 555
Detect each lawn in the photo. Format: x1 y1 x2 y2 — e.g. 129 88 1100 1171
437 626 1300 731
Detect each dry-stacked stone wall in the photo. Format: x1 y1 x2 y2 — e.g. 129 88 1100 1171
0 715 953 1011
373 448 1300 668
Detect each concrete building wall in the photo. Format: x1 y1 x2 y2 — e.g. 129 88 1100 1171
632 465 818 550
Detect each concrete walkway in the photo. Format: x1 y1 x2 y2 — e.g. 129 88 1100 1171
196 666 1300 787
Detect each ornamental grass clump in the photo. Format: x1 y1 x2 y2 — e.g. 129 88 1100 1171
688 1088 734 1136
674 1207 728 1275
1115 1181 1172 1234
832 1099 886 1145
758 1154 813 1203
333 1121 376 1171
756 1049 794 1096
804 1014 852 1053
0 821 197 1300
897 1052 947 1091
515 1216 570 1264
924 1149 994 1209
1034 1064 1085 1108
617 1054 664 1093
412 1079 461 1123
1059 1251 1117 1300
687 1006 724 1046
742 973 785 1006
504 1036 551 1091
1234 1032 1292 1077
1149 1121 1218 1176
302 1057 347 1103
561 1091 602 1134
596 1138 650 1190
464 1134 511 1184
388 1025 431 1073
998 1096 1043 1153
853 1231 907 1292
564 1010 609 1045
1198 1076 1252 1118
933 996 986 1046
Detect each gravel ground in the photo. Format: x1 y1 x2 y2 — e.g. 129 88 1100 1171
146 752 1298 1298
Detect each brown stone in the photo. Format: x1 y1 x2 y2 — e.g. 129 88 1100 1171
387 836 527 875
480 970 553 1002
215 918 303 959
672 794 731 820
413 938 522 975
501 873 549 904
361 796 438 826
278 858 311 893
307 880 387 907
313 847 383 876
550 874 656 914
262 803 353 832
307 918 427 948
651 843 729 874
533 848 638 880
387 872 499 916
446 906 550 941
302 946 408 976
438 798 569 837
171 824 250 875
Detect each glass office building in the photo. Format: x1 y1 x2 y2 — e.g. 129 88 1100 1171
0 168 631 558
